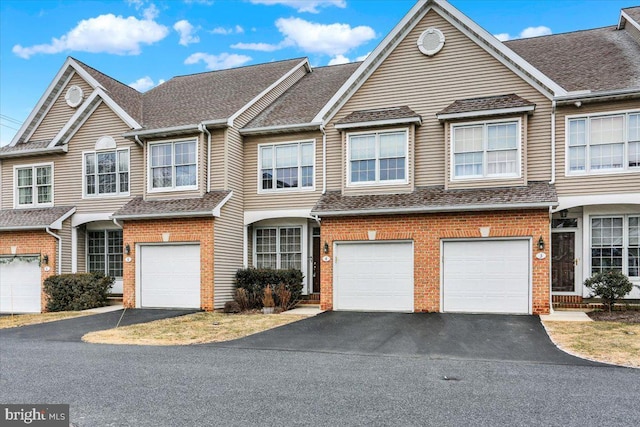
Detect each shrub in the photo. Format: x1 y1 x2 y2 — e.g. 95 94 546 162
43 272 114 312
223 300 241 313
275 283 293 311
262 285 275 308
234 288 250 312
584 270 633 313
235 268 304 310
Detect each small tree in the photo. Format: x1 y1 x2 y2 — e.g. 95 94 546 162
583 270 633 313
262 285 275 308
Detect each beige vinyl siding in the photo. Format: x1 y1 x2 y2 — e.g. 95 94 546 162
555 100 640 196
208 129 226 190
52 103 141 213
213 128 245 308
144 133 204 200
325 9 552 191
60 218 73 274
625 23 640 44
30 74 94 143
444 115 527 189
244 131 323 210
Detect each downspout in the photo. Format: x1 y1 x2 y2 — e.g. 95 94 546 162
320 124 327 194
45 227 62 275
548 206 554 314
549 100 557 184
134 135 143 147
199 123 212 193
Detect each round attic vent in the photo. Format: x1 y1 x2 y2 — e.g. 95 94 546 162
417 28 445 56
65 85 84 108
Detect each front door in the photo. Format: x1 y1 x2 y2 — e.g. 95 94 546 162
552 231 576 292
312 231 321 294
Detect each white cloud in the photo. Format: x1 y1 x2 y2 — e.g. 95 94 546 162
184 0 215 4
184 52 252 70
231 42 282 52
494 26 552 42
12 14 169 59
143 4 160 20
249 0 346 13
328 54 350 65
128 76 165 91
210 25 244 35
174 20 200 46
276 17 375 56
356 52 370 61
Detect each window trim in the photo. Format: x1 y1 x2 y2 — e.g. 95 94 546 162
13 162 54 208
147 137 198 193
86 229 124 279
449 117 522 181
253 226 303 270
589 214 640 279
257 139 316 194
82 148 130 199
565 109 640 176
346 128 409 187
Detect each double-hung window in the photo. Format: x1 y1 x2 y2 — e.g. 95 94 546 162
255 227 302 270
568 111 640 173
15 164 53 207
591 215 639 278
84 149 129 196
452 120 520 179
260 141 314 191
348 130 407 185
87 230 123 278
150 140 197 190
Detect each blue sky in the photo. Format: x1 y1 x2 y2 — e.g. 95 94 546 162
0 0 633 146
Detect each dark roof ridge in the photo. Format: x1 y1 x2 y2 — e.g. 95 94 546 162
311 61 363 70
168 56 308 80
71 56 141 95
504 25 617 44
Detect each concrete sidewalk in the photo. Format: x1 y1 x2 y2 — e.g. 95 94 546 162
540 310 593 322
282 305 324 316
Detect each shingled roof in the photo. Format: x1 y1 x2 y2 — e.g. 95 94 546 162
622 6 640 23
437 94 535 118
311 182 557 216
112 191 231 220
505 26 640 92
0 206 75 230
335 106 422 128
244 62 360 131
141 58 307 129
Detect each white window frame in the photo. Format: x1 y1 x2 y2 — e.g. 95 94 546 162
565 109 640 176
147 138 198 192
346 128 409 187
13 162 54 208
257 140 316 193
82 148 130 198
253 226 303 270
589 214 640 279
450 117 522 181
86 229 124 279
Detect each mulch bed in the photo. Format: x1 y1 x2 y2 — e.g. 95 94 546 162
587 310 640 323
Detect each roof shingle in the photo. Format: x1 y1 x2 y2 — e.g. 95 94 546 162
311 182 557 216
0 206 75 230
437 94 535 116
336 106 422 126
113 191 231 219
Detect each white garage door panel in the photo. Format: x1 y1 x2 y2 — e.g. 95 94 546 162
335 242 413 312
443 240 530 314
0 258 41 313
140 245 200 309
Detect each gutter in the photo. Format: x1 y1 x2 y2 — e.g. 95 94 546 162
239 122 323 136
312 201 559 217
320 124 327 194
112 211 222 221
550 100 556 184
554 88 640 105
122 120 228 140
45 227 62 275
0 145 67 159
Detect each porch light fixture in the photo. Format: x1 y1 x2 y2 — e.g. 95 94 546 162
125 244 131 255
42 254 49 265
323 242 329 254
537 236 545 251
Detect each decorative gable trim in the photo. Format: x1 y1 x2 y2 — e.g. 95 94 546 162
618 9 640 31
313 0 567 125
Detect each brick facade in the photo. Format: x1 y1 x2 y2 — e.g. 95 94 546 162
122 218 215 311
0 230 58 312
320 209 551 315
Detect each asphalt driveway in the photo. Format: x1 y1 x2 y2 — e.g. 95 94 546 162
219 311 601 365
0 308 197 342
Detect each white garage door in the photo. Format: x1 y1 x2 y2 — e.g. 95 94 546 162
334 242 413 312
139 244 200 309
442 240 530 314
0 257 41 313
